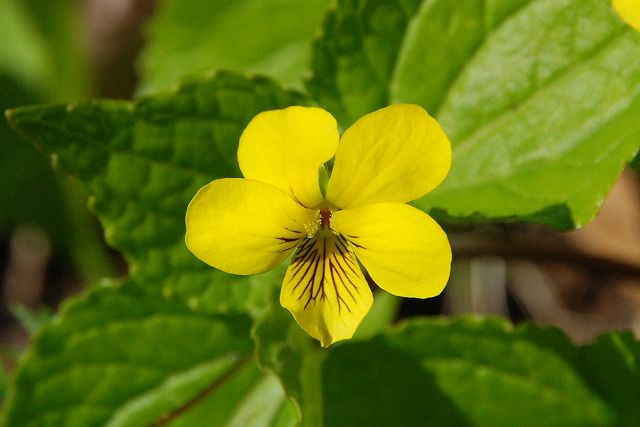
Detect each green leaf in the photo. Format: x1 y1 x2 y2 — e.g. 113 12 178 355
1 278 295 427
138 0 331 95
256 315 614 426
307 0 422 129
578 332 640 427
309 0 640 229
4 69 304 427
8 71 308 316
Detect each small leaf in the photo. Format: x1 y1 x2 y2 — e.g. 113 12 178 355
8 71 309 315
138 0 331 95
1 279 295 427
309 0 640 229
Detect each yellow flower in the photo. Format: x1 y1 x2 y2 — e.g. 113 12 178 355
185 104 452 346
613 0 640 30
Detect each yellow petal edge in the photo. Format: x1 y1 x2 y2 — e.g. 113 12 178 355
327 104 452 209
613 0 640 31
332 203 451 298
185 178 316 275
238 106 339 209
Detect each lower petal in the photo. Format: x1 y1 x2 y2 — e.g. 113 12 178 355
185 178 317 275
280 234 373 347
331 203 451 298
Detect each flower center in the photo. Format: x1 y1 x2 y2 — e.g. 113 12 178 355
304 209 334 238
320 209 331 228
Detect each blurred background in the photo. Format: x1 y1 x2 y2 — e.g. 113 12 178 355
2 0 640 400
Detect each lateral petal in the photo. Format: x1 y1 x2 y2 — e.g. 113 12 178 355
326 104 451 209
238 106 339 208
280 234 373 347
332 203 451 298
185 178 317 275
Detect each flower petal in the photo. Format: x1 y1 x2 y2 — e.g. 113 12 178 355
280 234 373 347
332 203 451 298
613 0 640 31
238 106 339 208
185 178 317 275
326 104 451 209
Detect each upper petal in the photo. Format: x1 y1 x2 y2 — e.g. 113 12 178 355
185 178 317 275
280 234 373 347
326 104 451 209
238 106 339 208
331 203 451 298
613 0 640 31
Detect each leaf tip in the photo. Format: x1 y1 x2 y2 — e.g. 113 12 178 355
4 106 38 134
4 108 17 128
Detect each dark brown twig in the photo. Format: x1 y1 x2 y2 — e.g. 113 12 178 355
451 232 640 279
